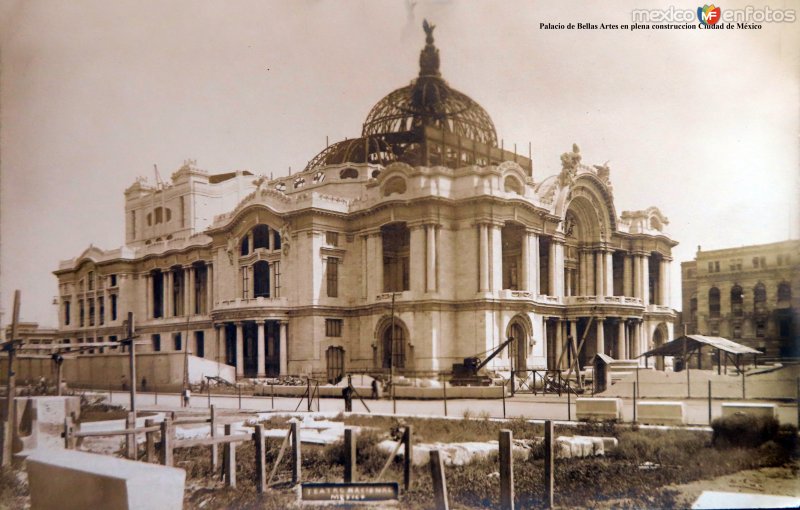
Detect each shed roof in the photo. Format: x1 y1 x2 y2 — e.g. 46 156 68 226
640 335 761 358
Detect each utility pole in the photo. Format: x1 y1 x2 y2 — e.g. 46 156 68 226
390 292 396 414
122 312 138 416
1 290 21 467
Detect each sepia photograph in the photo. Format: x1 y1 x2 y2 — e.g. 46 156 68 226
0 1 798 508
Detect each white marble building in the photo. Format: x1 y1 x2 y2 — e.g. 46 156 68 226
53 24 676 381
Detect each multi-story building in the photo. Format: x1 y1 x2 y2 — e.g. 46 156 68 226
681 240 799 359
52 24 677 382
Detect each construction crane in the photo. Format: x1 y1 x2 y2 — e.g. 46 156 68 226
450 336 515 386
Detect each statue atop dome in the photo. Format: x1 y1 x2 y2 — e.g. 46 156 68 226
419 19 441 77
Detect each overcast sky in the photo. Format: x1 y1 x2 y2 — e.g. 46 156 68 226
1 0 798 328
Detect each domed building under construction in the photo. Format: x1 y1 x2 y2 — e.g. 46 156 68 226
50 22 677 388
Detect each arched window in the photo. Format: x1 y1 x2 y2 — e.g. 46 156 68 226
730 285 743 317
777 282 791 303
253 261 270 298
382 223 410 292
252 225 269 250
240 236 250 256
340 167 359 179
504 176 523 195
382 176 407 196
381 323 405 369
293 177 306 189
754 282 767 313
313 171 325 183
708 287 721 318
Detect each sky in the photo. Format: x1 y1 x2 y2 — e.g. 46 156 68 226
1 0 798 328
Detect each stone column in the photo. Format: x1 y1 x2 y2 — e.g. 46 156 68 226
641 255 650 305
409 225 425 293
595 251 604 297
554 318 563 370
596 318 605 356
374 232 384 293
426 224 437 292
548 240 557 295
279 321 288 375
215 324 224 364
586 252 595 296
257 321 266 377
530 231 540 294
659 258 670 305
631 320 640 358
623 254 633 297
564 270 572 296
235 322 244 377
269 263 276 298
479 224 489 292
578 251 586 296
549 240 565 296
164 270 173 317
206 263 214 312
605 251 614 296
490 223 503 291
187 266 196 316
145 274 153 319
268 227 274 251
520 230 530 292
361 235 368 299
618 319 626 359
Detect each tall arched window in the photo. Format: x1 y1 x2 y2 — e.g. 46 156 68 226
777 282 791 304
730 285 743 317
754 282 767 313
252 225 270 250
382 223 410 292
381 323 405 369
709 287 721 318
253 261 270 298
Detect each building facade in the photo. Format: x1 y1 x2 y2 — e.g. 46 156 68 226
681 240 799 359
52 25 677 381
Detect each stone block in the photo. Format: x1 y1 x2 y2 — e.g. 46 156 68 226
720 402 777 420
27 449 185 510
637 401 686 425
575 397 622 421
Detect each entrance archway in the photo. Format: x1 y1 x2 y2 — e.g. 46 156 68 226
506 316 531 372
380 320 407 370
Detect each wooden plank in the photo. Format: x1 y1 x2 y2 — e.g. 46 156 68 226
145 418 156 463
160 420 173 466
173 434 249 449
254 425 266 493
344 428 356 483
125 412 136 459
544 420 554 509
403 426 412 491
210 405 218 473
223 424 236 488
429 449 449 510
291 421 301 486
73 425 161 438
499 429 514 510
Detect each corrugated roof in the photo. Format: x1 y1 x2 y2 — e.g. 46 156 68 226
640 335 761 358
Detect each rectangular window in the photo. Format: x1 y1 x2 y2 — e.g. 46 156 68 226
756 320 766 338
274 262 281 298
88 298 95 326
707 262 714 273
327 257 339 298
733 325 741 339
110 274 117 287
195 331 205 358
111 295 117 321
98 297 105 325
64 301 71 326
325 231 339 247
325 318 343 337
152 334 161 352
753 257 759 268
714 261 720 272
242 268 249 299
79 300 85 327
173 333 182 351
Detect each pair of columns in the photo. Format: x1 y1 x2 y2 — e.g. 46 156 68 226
144 264 213 319
478 223 545 293
219 320 288 378
362 223 438 297
551 317 644 367
577 249 614 297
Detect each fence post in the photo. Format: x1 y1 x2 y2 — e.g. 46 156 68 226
271 384 275 410
307 380 312 412
742 371 746 399
544 420 554 509
796 377 800 429
63 417 74 449
344 428 356 483
126 412 136 459
159 419 173 466
567 388 571 421
207 385 211 408
499 429 514 510
708 381 712 424
210 405 218 473
145 418 155 463
291 421 301 485
502 379 507 419
403 426 413 491
238 386 242 410
254 424 266 493
154 388 158 405
442 376 448 417
429 449 449 510
632 382 637 423
223 424 236 488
